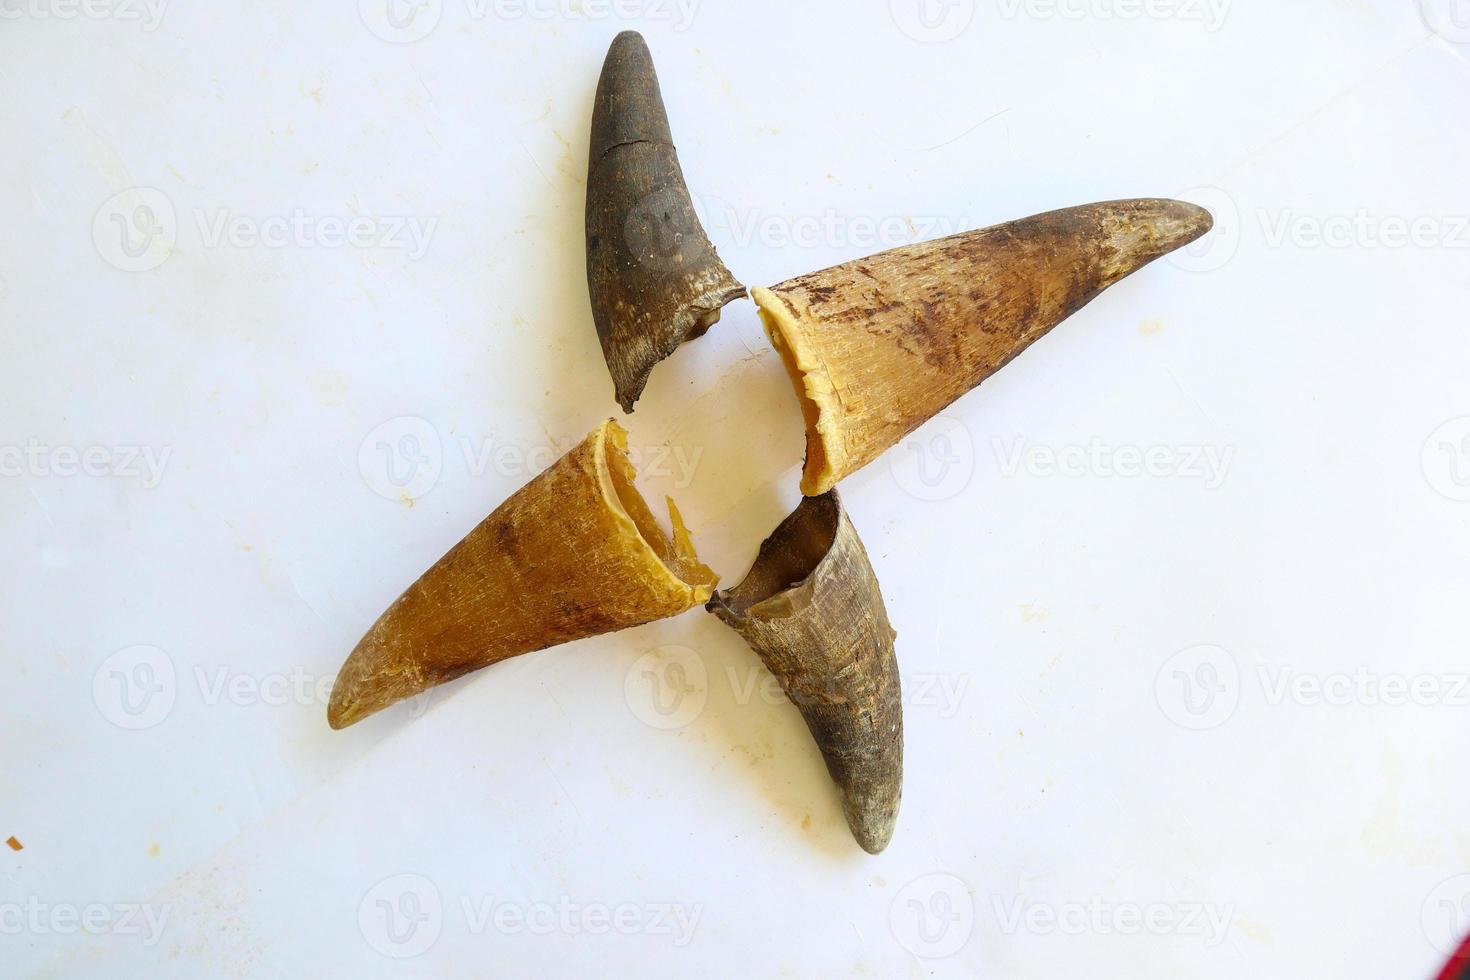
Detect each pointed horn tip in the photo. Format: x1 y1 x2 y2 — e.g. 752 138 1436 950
853 821 896 855
326 682 359 730
1151 199 1214 244
608 29 649 53
326 701 351 731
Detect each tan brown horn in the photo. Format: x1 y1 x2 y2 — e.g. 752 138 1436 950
329 420 717 730
752 198 1214 495
706 491 902 854
586 30 746 413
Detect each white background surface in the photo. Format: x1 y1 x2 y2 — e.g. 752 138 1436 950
3 1 1469 976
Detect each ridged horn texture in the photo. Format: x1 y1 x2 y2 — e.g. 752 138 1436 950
586 30 747 413
329 420 718 730
707 491 902 854
752 199 1214 495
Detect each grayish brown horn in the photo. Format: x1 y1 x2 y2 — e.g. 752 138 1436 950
707 491 902 854
586 30 746 413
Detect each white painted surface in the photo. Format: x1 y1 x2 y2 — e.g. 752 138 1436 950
2 1 1468 976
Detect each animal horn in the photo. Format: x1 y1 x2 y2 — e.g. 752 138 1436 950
329 420 718 729
752 198 1214 495
586 30 747 413
707 491 902 854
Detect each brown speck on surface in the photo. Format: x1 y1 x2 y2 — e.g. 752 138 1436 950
6 836 22 851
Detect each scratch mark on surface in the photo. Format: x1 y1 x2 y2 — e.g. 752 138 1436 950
28 487 55 530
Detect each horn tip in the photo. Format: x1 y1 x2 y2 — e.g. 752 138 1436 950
852 815 897 855
326 691 355 730
1148 198 1214 249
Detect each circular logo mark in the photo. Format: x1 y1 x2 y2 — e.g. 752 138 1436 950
359 416 442 503
1421 0 1470 43
1155 645 1240 730
93 188 176 273
359 0 443 43
1166 186 1238 273
624 187 714 276
890 0 976 43
890 415 975 502
358 873 443 959
93 645 177 730
890 873 975 959
1422 417 1470 502
1423 874 1470 956
624 645 708 731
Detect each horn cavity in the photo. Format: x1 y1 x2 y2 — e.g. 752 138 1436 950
707 491 902 854
754 199 1214 495
329 420 717 730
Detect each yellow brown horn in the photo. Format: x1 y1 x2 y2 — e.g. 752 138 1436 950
329 420 717 729
754 199 1214 495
